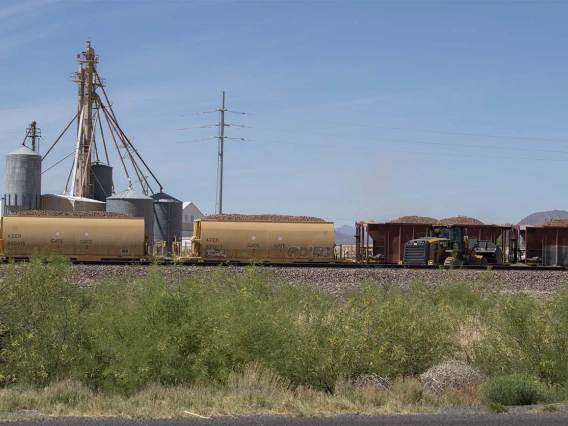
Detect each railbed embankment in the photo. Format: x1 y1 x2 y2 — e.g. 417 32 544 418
10 264 563 298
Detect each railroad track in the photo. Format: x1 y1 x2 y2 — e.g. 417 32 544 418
262 263 568 271
3 255 565 271
62 260 568 271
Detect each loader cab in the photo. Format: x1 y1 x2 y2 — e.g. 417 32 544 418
429 225 467 253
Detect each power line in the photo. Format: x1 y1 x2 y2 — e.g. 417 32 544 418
235 125 568 154
240 112 568 143
2 100 562 144
228 137 568 163
176 127 568 158
229 95 562 131
177 137 218 144
176 135 568 162
179 110 217 117
0 92 556 133
177 124 249 131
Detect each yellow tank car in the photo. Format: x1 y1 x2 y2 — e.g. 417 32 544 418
190 219 336 263
0 216 146 261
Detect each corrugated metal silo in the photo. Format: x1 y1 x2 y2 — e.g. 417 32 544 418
91 161 113 202
151 192 182 256
5 146 42 214
106 188 154 242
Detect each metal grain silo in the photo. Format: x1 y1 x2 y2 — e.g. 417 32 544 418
5 145 42 214
91 161 113 202
151 192 182 256
106 188 153 243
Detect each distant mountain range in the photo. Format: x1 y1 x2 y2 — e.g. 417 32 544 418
334 225 356 245
517 210 568 226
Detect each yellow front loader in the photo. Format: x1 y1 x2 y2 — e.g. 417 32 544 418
403 225 487 266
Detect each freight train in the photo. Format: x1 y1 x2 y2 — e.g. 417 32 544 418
0 214 564 269
0 215 342 264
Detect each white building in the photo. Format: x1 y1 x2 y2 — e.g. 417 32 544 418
181 201 205 250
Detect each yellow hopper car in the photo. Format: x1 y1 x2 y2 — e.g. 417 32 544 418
189 219 337 263
0 216 146 262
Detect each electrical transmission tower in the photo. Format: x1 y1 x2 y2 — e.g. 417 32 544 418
179 92 246 214
214 91 248 214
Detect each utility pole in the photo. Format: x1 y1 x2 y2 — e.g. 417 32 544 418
216 91 226 214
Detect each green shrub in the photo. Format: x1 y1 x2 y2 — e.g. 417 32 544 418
0 263 470 395
473 291 568 385
0 255 89 386
4 258 568 401
338 283 460 380
480 374 547 406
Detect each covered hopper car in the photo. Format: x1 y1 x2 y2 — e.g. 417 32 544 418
0 216 146 261
189 219 337 263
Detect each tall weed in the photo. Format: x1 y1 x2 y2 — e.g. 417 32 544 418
339 283 459 379
472 292 568 384
0 255 88 385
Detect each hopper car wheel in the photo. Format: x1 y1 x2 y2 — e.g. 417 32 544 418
481 258 488 266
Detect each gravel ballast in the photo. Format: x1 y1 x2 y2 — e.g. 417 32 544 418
41 265 568 297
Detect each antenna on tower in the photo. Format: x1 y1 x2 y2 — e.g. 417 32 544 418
22 121 41 154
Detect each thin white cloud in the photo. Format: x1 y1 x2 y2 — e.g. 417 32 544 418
0 1 38 22
0 23 63 53
0 0 67 28
0 100 75 137
0 0 78 53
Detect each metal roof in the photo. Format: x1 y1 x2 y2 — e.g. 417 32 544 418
151 192 182 203
7 145 41 157
107 188 152 200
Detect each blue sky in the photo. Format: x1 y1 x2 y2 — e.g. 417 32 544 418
0 0 567 227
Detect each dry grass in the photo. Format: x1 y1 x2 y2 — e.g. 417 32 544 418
419 361 484 395
0 362 488 419
457 315 486 351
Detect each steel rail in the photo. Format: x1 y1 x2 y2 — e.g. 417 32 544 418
4 258 562 271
